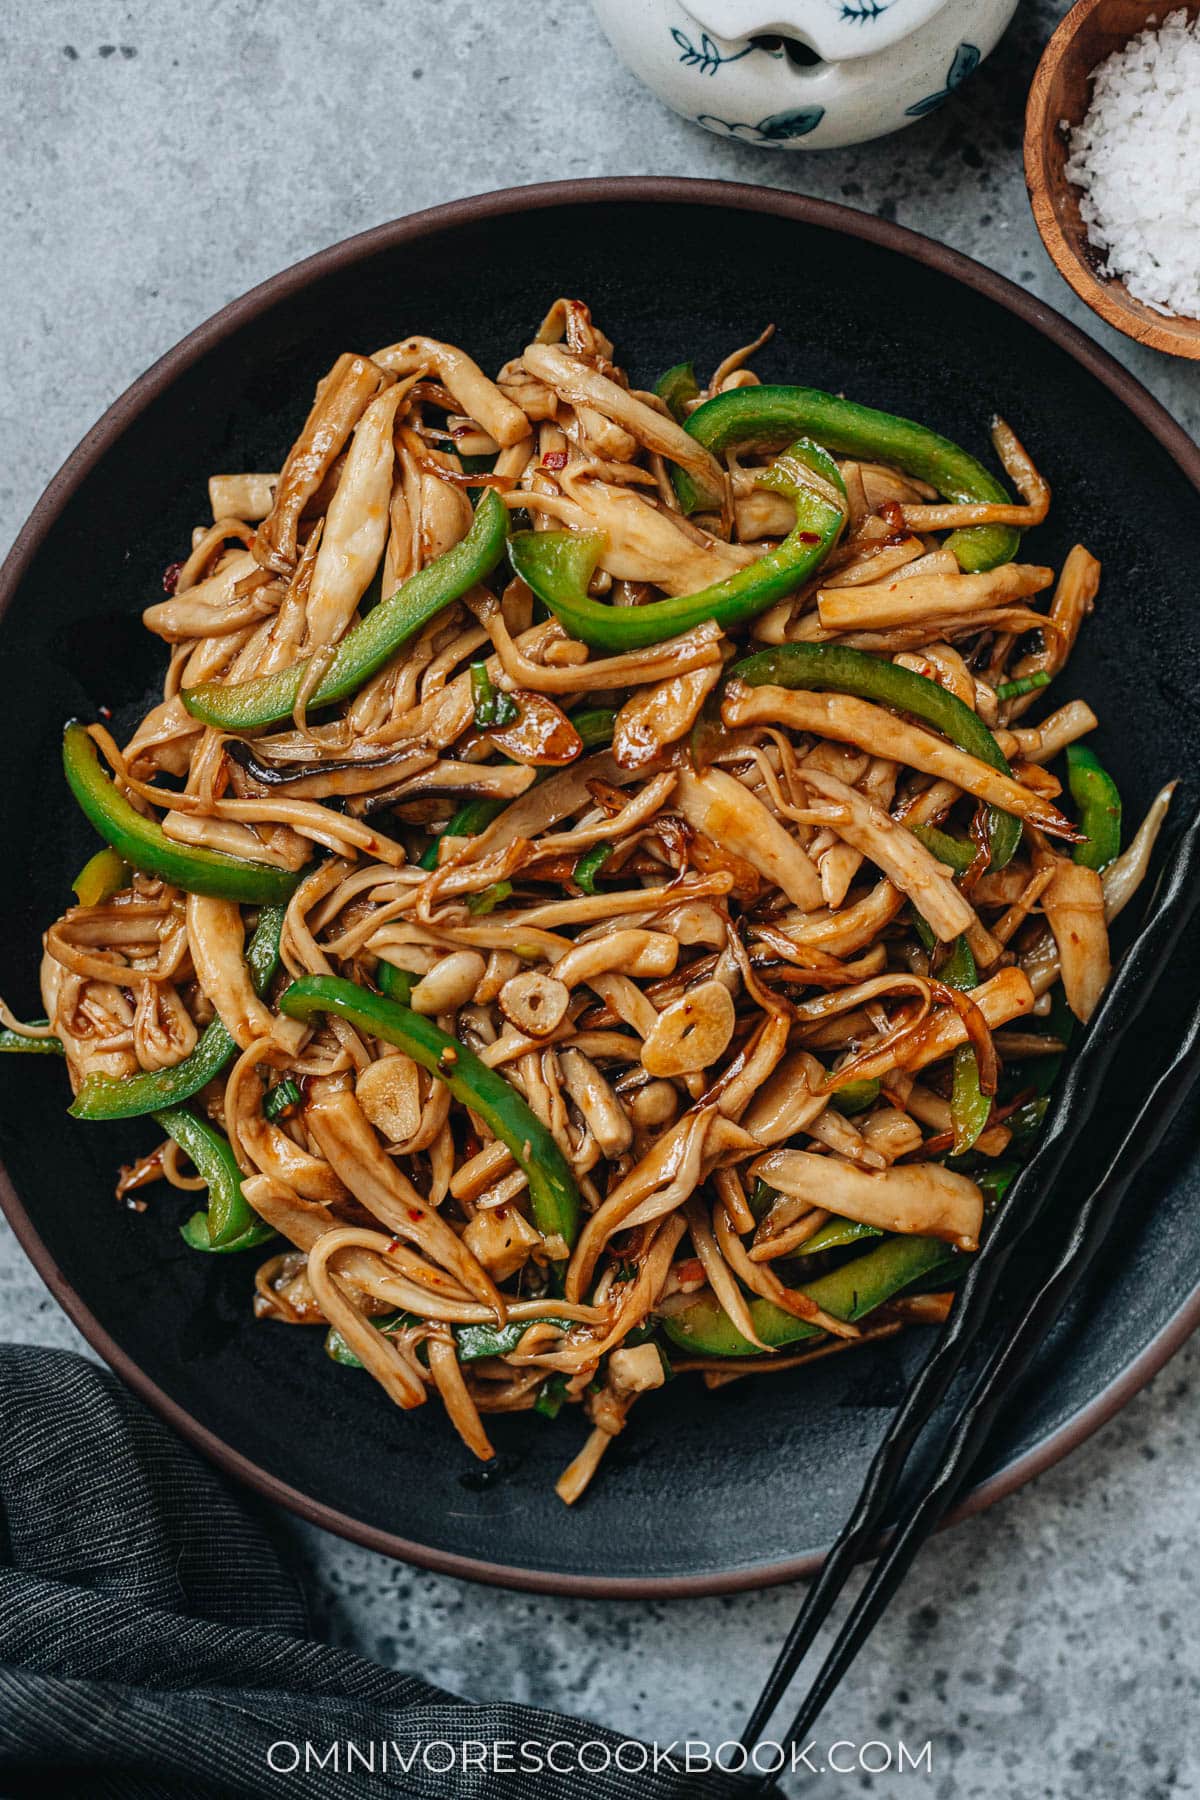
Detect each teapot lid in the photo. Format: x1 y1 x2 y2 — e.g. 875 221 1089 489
690 0 951 61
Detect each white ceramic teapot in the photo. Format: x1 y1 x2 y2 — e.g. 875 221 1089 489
590 0 1019 149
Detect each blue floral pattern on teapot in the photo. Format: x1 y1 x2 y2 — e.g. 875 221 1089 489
590 0 1018 150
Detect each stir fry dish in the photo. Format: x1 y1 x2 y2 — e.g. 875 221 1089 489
1 301 1175 1503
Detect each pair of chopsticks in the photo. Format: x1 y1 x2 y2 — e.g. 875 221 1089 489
743 804 1200 1768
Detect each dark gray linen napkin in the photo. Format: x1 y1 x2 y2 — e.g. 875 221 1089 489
0 1344 776 1800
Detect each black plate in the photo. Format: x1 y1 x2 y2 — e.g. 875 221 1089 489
2 179 1198 1596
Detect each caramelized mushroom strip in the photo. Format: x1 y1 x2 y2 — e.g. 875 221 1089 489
675 767 823 912
306 1228 428 1409
816 564 1053 634
832 967 1035 1086
1007 544 1100 717
518 476 752 593
798 768 978 945
143 550 274 641
1042 857 1111 1023
209 473 278 521
685 1196 772 1351
255 352 384 574
752 1149 983 1251
304 383 406 650
1012 700 1099 763
521 342 725 501
303 1077 507 1320
740 1049 829 1146
897 419 1050 530
225 1041 350 1204
480 607 723 697
612 665 722 770
724 683 1076 838
711 1204 860 1341
426 1334 495 1461
372 335 529 447
184 895 305 1052
565 1107 758 1300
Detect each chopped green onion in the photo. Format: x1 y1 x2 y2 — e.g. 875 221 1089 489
419 796 508 870
470 661 518 728
995 671 1050 701
326 1309 414 1367
466 879 513 915
747 1178 775 1221
828 1077 881 1116
573 842 613 894
455 1316 575 1362
621 1319 658 1347
263 1077 302 1122
568 707 615 750
534 1374 570 1419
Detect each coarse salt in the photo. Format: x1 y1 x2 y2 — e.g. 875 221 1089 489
1064 8 1200 319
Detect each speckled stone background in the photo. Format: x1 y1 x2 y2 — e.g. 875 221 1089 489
2 4 1198 1795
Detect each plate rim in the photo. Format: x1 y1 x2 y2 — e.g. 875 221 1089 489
2 174 1198 1598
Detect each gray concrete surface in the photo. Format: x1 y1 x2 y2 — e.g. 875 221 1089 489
2 3 1198 1794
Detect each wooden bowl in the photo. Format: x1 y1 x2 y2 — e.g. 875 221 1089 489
1024 0 1200 359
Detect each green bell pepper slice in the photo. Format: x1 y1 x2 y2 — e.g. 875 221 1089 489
1065 744 1122 870
63 724 302 905
655 360 700 423
938 933 977 991
0 1023 63 1055
827 1077 881 1116
796 1216 882 1256
154 1105 271 1251
732 641 1022 867
279 975 581 1251
180 1211 276 1253
910 823 976 874
662 1234 959 1356
568 707 616 750
939 935 990 1156
509 440 845 652
375 961 418 1004
70 905 285 1120
181 488 508 731
977 1162 1019 1212
674 384 1019 572
951 1035 991 1156
72 846 131 907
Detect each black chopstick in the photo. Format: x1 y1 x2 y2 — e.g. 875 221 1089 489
741 804 1200 1757
772 987 1200 1751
